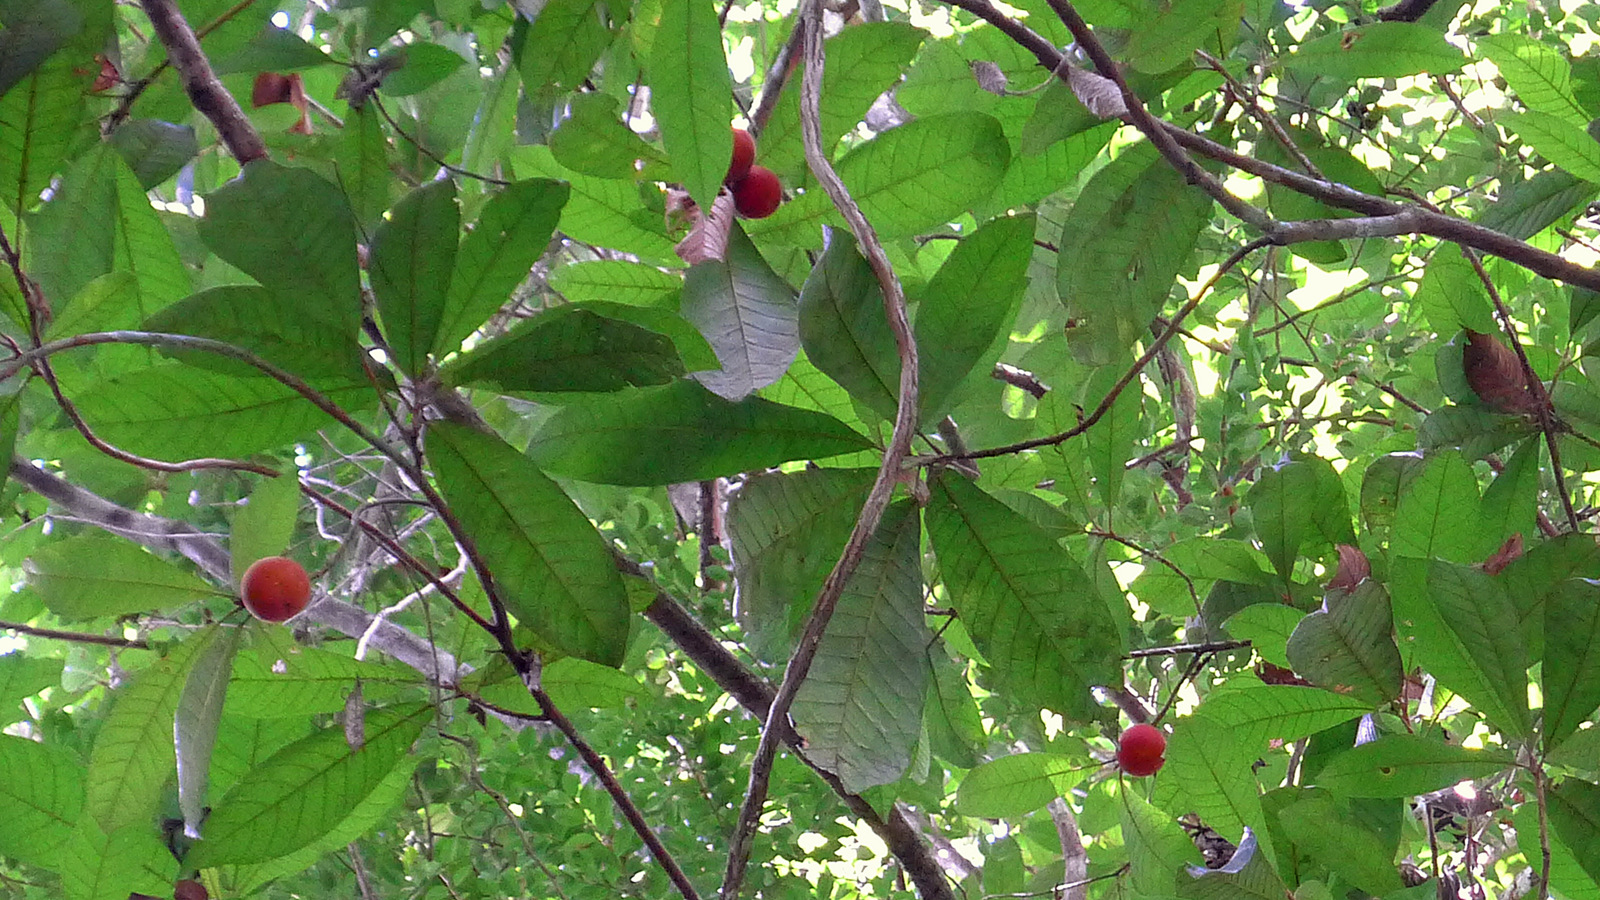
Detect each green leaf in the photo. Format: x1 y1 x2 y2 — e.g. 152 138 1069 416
570 300 719 371
1059 143 1212 366
527 379 874 485
541 657 648 709
1416 245 1498 335
650 0 731 210
1549 779 1600 890
442 306 684 392
1391 558 1531 737
1311 734 1514 798
176 626 241 839
434 178 571 358
229 469 301 585
0 734 84 867
226 630 409 717
1501 109 1600 183
915 214 1034 421
1195 683 1371 750
726 467 875 661
26 533 217 621
1082 363 1144 508
1513 801 1600 900
1150 714 1264 844
1223 604 1303 668
514 0 621 92
1390 450 1480 564
1285 582 1403 704
336 105 392 233
58 820 175 900
1285 22 1466 80
798 228 900 420
1476 170 1597 241
926 472 1121 718
0 55 88 213
514 147 678 263
682 224 800 399
549 260 682 306
429 423 630 666
0 653 63 714
1543 579 1600 750
108 119 198 189
955 751 1086 818
187 704 430 867
790 501 927 792
1477 33 1589 127
1247 455 1352 581
1277 794 1403 896
1124 788 1202 896
1124 0 1239 74
25 142 117 310
198 160 361 319
211 23 332 74
143 284 369 382
371 178 460 375
550 93 665 180
750 112 1011 246
0 0 83 100
379 41 468 96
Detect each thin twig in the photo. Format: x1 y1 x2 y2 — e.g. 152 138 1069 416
1127 640 1250 659
720 3 922 893
0 619 151 649
105 0 261 134
138 0 267 163
1090 529 1201 616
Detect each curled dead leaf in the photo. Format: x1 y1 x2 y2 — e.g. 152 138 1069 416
1065 64 1127 119
1481 533 1523 575
1325 543 1370 591
1462 329 1539 415
970 60 1009 96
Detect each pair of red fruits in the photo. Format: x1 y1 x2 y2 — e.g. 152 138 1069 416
724 128 782 219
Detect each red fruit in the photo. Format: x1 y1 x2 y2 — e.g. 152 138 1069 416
731 165 782 219
251 72 293 107
1116 723 1166 776
726 127 757 185
174 880 208 900
92 56 118 92
240 556 311 623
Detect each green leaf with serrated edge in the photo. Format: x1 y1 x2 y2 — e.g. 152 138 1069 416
1311 734 1513 798
1400 558 1531 736
916 214 1033 421
650 0 730 210
69 365 375 460
186 704 430 867
177 626 240 839
433 177 570 358
441 306 685 392
226 629 410 718
1548 780 1600 891
108 118 198 190
1223 605 1302 668
682 224 800 400
1478 171 1598 242
527 379 873 485
370 178 459 376
1059 143 1212 366
336 105 391 233
1284 22 1465 79
0 0 82 100
0 653 62 713
798 228 900 420
1544 579 1600 750
1082 362 1144 508
1477 33 1588 127
1277 794 1402 896
549 260 681 305
198 161 361 320
756 22 928 177
0 55 88 213
1501 110 1600 183
143 285 369 382
1195 684 1370 752
514 0 619 92
229 470 300 587
429 423 629 666
1286 582 1403 704
1124 789 1202 897
514 146 678 262
0 734 84 867
85 630 216 833
1390 450 1480 564
926 472 1121 718
550 92 664 180
26 533 217 621
955 752 1087 818
1150 714 1263 844
791 500 928 793
1417 247 1497 335
58 820 175 900
727 468 875 662
749 112 1010 247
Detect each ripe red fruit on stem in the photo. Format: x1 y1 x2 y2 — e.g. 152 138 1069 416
1116 723 1166 776
731 165 782 219
726 128 756 185
240 556 311 623
174 879 208 900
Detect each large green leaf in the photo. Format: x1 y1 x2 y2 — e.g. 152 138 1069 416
1500 109 1600 184
549 260 682 306
750 112 1010 246
1124 0 1239 74
0 734 84 868
429 423 630 665
1276 793 1403 897
1312 734 1514 798
682 225 800 399
1549 779 1600 890
1543 579 1600 750
527 379 874 485
143 284 369 382
441 306 685 392
1390 450 1481 564
925 472 1121 718
1124 789 1202 897
1246 455 1352 582
0 0 83 100
1150 714 1265 844
798 228 900 420
1285 582 1403 705
650 0 731 210
1081 362 1144 508
513 147 678 263
336 105 392 233
790 500 927 793
24 142 116 310
550 93 666 180
915 213 1034 421
370 178 460 376
515 0 621 92
1477 33 1589 127
1476 170 1597 241
1058 143 1212 366
26 533 218 621
226 629 410 717
433 177 570 358
176 626 241 838
1194 683 1371 750
186 704 429 867
955 751 1087 818
0 55 88 213
726 467 875 661
228 467 301 584
58 820 175 900
1285 22 1466 79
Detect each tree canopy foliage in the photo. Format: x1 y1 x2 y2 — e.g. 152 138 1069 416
1 0 1600 898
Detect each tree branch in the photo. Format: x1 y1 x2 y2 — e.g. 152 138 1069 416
138 0 267 164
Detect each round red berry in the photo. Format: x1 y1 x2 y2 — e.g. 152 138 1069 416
1116 723 1166 776
239 556 311 623
731 165 782 219
726 128 756 185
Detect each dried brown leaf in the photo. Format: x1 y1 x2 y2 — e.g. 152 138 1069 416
1065 64 1127 119
1463 329 1539 414
1481 533 1523 575
1325 543 1370 592
674 189 736 265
